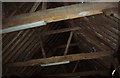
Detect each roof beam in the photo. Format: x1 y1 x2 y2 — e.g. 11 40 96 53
41 27 80 36
2 3 118 34
7 51 113 67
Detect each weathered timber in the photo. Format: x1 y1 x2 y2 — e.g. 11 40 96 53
2 3 118 33
7 51 113 67
41 27 80 36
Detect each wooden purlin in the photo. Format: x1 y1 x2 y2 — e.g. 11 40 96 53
41 27 80 36
7 51 113 67
3 3 118 31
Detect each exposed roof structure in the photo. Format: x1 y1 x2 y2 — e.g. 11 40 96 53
2 2 120 78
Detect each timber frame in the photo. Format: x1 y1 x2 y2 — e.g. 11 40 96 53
2 2 120 78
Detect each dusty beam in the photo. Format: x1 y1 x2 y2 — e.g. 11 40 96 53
7 51 112 67
41 27 80 36
2 3 118 34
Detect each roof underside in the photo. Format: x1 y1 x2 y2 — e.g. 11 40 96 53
2 2 120 78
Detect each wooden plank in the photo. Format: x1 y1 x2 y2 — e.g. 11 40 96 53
7 51 113 67
2 3 117 32
41 27 80 36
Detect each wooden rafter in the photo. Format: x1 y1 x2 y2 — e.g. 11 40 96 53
29 2 41 13
7 51 113 67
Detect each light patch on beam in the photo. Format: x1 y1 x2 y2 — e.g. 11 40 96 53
41 61 70 67
1 21 46 34
112 68 116 76
78 11 102 17
79 11 90 17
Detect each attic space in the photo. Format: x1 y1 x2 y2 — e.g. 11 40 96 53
2 2 120 78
